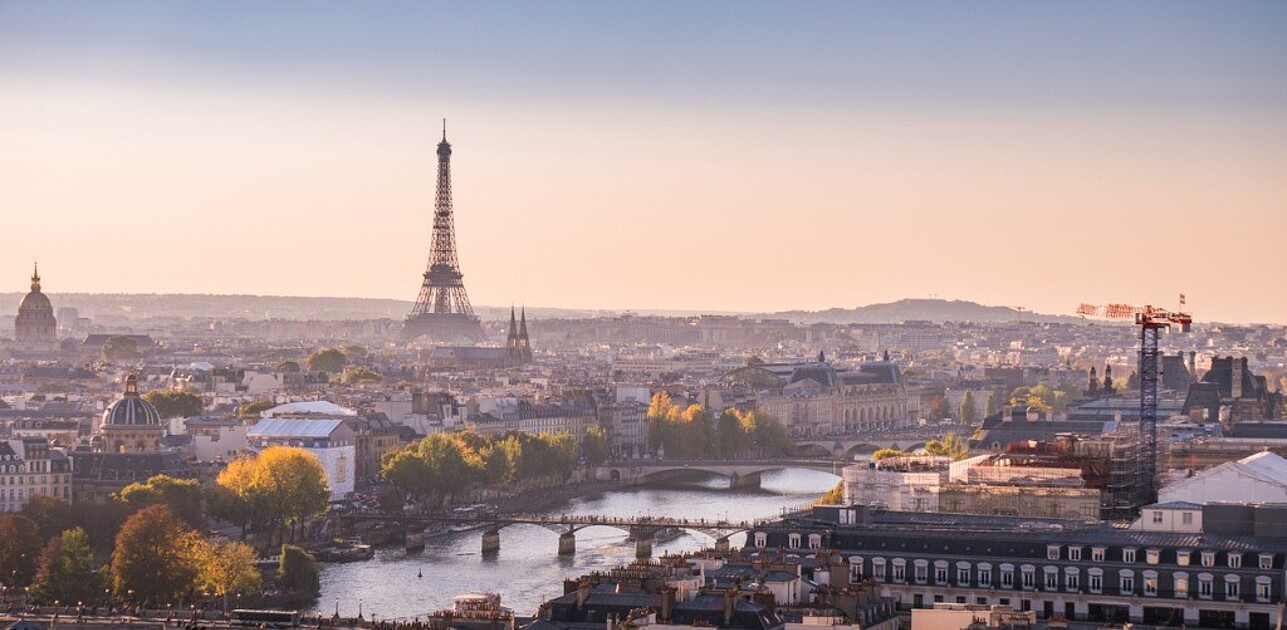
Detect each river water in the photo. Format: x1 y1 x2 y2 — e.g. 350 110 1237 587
311 469 839 621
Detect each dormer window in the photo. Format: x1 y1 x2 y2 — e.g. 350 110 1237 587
754 532 767 548
1122 548 1137 563
1177 550 1191 566
1146 549 1160 565
1201 551 1216 567
1068 547 1082 561
1091 547 1105 562
788 533 801 549
1259 553 1274 570
1227 553 1242 568
1047 545 1061 560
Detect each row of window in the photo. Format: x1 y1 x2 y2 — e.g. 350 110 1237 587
761 534 1276 572
844 557 1275 603
1045 544 1273 569
0 474 70 485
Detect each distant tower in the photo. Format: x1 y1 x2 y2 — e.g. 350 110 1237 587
505 306 533 365
400 122 485 343
518 307 532 362
15 262 57 344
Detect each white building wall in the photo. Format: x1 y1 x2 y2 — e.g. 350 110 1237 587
308 445 356 500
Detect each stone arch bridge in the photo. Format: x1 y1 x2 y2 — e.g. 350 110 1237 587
590 458 845 489
790 432 940 460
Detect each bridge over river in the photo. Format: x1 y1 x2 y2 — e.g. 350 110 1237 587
589 458 845 488
339 509 804 558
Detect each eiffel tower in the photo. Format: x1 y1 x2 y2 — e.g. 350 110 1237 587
399 122 485 343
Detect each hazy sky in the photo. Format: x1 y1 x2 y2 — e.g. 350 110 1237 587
2 2 1285 323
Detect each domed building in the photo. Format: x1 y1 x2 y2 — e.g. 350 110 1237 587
15 263 57 344
95 374 164 454
73 374 192 504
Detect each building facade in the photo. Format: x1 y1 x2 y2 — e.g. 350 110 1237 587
749 504 1287 629
0 437 72 511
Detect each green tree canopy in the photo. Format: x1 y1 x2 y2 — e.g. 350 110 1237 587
277 544 319 594
275 361 301 373
32 527 102 605
959 391 979 425
342 366 383 384
340 344 368 360
116 474 205 530
924 432 971 460
143 390 204 419
236 400 275 419
305 348 347 373
101 336 140 362
580 425 610 465
871 448 905 461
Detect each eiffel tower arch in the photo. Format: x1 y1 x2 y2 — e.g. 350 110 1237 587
399 123 486 343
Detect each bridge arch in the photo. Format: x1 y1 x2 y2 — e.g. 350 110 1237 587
794 443 834 459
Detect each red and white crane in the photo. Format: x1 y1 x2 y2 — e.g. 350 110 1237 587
1076 298 1192 508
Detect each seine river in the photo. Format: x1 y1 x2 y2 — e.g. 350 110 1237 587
310 469 839 621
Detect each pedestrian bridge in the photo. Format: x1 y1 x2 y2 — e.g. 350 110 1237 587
590 458 845 489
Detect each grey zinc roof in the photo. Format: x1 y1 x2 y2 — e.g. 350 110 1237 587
248 417 343 438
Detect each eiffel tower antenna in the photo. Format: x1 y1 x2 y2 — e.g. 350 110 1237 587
399 122 484 343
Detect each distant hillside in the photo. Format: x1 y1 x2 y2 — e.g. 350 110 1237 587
1 293 1077 325
768 299 1078 325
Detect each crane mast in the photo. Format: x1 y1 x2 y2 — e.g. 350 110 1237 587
1077 301 1192 511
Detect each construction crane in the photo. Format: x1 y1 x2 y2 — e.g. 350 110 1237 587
1076 300 1192 509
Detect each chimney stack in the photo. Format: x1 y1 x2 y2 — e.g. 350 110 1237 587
1232 357 1244 399
724 589 737 626
660 586 676 623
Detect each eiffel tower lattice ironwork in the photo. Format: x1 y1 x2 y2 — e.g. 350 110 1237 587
399 122 485 343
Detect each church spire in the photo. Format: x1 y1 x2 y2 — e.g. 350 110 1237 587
507 306 519 342
31 261 40 291
518 307 532 362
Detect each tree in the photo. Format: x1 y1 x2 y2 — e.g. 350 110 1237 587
275 361 301 373
342 366 383 384
277 544 319 594
0 514 42 587
871 448 905 461
924 432 970 460
305 348 347 373
196 540 262 611
580 425 610 465
22 495 76 543
101 335 140 362
256 447 330 542
959 391 979 425
31 527 101 605
925 396 952 422
340 344 368 360
143 390 204 419
211 448 329 544
236 400 275 419
110 505 201 606
751 412 793 456
116 475 205 530
817 482 845 505
985 392 1002 418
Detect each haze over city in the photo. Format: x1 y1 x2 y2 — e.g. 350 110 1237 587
3 1 1285 324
